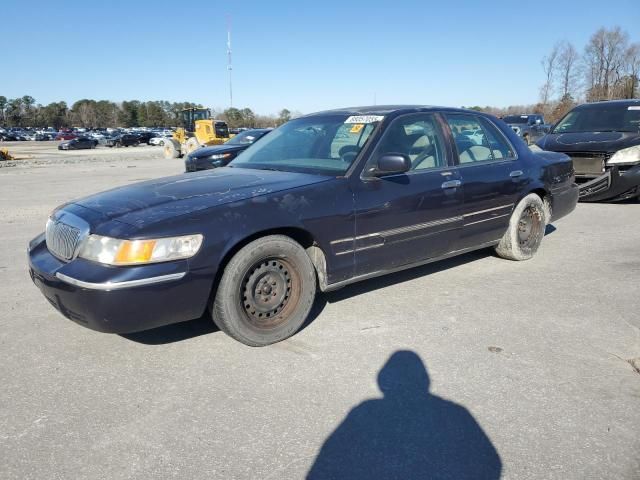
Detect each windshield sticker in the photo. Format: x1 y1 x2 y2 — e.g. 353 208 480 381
350 124 365 133
628 106 640 110
345 115 384 124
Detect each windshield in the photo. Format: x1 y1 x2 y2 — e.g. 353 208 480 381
553 105 640 133
227 130 268 145
215 123 229 138
503 115 530 124
230 114 378 175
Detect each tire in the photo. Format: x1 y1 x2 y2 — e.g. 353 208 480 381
495 193 547 261
185 137 200 155
163 139 180 159
212 235 317 347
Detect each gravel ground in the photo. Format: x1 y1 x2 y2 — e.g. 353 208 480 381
0 145 639 480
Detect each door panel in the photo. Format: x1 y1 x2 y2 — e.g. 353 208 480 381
351 171 463 275
444 114 528 249
456 161 525 248
349 113 463 276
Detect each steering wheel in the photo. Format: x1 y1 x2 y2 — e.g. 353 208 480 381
339 145 359 163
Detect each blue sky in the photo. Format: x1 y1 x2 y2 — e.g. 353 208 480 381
2 0 639 115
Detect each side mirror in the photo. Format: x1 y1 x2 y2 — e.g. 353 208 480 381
373 154 411 176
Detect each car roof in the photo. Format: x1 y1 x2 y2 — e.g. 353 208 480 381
302 105 485 118
576 99 640 109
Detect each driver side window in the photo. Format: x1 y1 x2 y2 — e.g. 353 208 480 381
371 114 447 172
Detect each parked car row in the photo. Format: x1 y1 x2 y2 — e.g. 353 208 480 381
0 127 174 145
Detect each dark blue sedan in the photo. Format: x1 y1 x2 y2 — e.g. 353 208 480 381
184 128 271 172
29 106 578 346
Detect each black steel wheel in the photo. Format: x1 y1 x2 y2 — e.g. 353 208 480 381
495 193 547 261
517 205 543 250
240 258 300 329
212 235 317 346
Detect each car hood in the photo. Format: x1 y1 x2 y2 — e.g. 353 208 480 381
190 144 246 159
70 167 332 229
537 131 640 152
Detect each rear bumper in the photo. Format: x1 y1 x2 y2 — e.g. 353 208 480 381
579 165 640 202
28 234 212 334
550 183 579 222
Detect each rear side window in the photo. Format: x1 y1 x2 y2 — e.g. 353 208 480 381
445 114 515 164
479 118 516 160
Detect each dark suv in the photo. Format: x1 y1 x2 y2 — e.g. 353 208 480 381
502 114 550 145
537 100 640 202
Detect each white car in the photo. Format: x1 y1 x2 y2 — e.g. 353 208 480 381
461 128 485 146
149 135 172 146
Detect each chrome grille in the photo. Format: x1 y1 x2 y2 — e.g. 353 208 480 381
46 219 82 261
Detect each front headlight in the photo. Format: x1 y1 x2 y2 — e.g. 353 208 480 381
78 234 203 266
606 145 640 166
209 153 232 160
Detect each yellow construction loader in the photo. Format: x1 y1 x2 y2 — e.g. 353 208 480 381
163 108 230 159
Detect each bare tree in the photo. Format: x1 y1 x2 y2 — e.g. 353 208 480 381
584 27 630 100
556 41 580 99
623 43 640 98
540 43 560 113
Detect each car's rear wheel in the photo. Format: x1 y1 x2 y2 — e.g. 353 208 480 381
212 235 317 347
495 193 546 261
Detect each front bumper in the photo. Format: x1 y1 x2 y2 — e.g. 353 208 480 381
579 165 640 202
28 234 212 334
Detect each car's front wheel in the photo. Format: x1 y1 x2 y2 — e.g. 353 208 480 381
212 235 317 346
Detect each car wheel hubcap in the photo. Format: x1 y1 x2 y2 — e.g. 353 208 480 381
241 258 298 328
517 206 542 248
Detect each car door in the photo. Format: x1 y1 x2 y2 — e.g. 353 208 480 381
348 113 464 276
443 114 527 249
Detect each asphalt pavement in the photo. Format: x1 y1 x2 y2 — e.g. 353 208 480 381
1 151 639 479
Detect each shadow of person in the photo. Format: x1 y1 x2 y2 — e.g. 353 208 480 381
307 351 502 480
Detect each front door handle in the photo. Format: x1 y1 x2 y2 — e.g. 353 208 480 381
441 180 462 189
509 170 524 178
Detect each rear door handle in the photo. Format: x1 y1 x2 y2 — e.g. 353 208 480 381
509 170 524 178
441 180 462 189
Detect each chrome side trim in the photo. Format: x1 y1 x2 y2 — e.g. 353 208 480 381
463 213 510 227
55 272 186 291
462 204 513 218
324 240 499 292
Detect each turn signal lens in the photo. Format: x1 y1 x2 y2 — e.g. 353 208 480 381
114 240 156 264
79 234 203 266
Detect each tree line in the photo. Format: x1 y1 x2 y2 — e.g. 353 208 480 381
0 96 294 130
468 26 639 123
